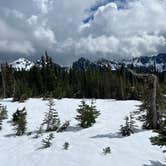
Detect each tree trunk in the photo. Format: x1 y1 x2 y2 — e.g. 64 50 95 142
1 65 6 98
151 75 158 129
128 69 158 129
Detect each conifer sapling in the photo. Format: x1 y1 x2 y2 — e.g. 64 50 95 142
63 142 69 150
103 147 111 155
42 133 54 148
42 98 60 132
75 100 100 128
12 107 27 136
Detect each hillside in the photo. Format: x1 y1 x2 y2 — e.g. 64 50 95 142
0 98 165 166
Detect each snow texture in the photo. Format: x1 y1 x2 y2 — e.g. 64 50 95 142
0 98 165 166
10 58 34 71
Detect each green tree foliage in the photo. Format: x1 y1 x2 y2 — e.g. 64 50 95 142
0 104 7 130
140 81 166 129
63 142 69 150
120 113 137 136
0 53 166 101
12 107 27 136
42 133 54 148
42 98 60 132
75 100 100 128
103 147 111 155
150 118 166 147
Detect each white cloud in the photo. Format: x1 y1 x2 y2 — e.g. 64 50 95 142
0 0 166 64
0 41 35 54
79 0 166 59
34 26 56 44
27 15 38 26
33 0 54 14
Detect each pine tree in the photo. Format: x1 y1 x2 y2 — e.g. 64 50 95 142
103 147 111 155
75 100 100 128
63 142 69 150
129 112 137 131
0 104 7 130
42 133 54 148
120 113 136 136
0 104 7 120
140 81 166 129
12 107 27 136
42 98 60 132
128 69 166 130
150 118 166 147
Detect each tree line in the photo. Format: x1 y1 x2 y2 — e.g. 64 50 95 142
2 52 165 101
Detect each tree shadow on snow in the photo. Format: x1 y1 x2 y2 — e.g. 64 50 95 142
4 130 35 138
90 129 144 139
4 133 17 137
143 161 166 166
65 126 83 132
90 132 123 139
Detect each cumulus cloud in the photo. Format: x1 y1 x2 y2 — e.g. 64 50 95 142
79 0 166 60
0 41 35 54
0 0 166 64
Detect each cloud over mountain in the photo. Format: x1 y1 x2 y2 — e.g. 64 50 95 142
0 0 166 64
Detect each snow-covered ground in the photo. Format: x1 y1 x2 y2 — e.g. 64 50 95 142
0 98 165 166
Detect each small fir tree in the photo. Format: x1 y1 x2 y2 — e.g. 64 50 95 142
63 142 69 150
0 105 7 120
129 112 137 131
0 105 8 130
42 133 54 148
103 147 111 155
150 116 166 147
12 107 27 136
120 113 136 136
75 100 100 128
42 98 60 132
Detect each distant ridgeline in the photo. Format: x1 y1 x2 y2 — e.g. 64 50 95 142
0 52 166 101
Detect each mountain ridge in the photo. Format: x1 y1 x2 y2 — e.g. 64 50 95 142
9 53 166 72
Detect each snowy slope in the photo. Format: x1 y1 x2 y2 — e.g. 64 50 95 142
10 58 34 71
0 98 165 166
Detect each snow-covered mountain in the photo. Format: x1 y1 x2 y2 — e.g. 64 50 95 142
96 58 121 70
125 53 166 72
10 58 34 71
9 53 166 72
72 53 166 72
72 57 120 71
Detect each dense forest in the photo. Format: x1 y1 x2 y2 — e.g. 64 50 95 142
0 52 166 102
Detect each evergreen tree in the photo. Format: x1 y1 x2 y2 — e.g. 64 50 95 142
103 147 111 155
140 81 166 129
0 104 7 130
75 100 100 128
0 104 7 120
63 142 69 150
12 107 27 136
150 117 166 147
42 133 54 148
42 98 60 132
120 113 136 136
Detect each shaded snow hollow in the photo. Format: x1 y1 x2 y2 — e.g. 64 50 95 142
0 98 165 166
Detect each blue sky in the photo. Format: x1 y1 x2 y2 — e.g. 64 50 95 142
0 0 166 64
